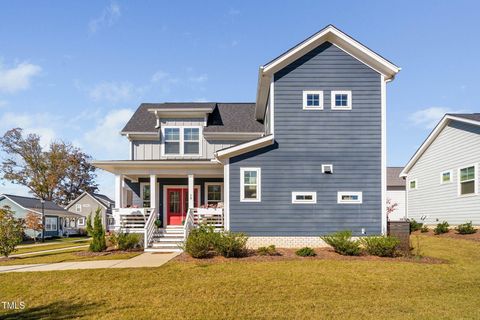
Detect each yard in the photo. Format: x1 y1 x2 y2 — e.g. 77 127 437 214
0 235 479 319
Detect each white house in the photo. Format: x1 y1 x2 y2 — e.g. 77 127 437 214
387 167 406 221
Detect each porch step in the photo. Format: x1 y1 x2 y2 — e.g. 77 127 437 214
151 237 184 243
145 247 183 253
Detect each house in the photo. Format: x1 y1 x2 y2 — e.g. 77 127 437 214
0 194 81 238
93 25 400 251
387 167 407 221
65 192 115 231
400 113 480 225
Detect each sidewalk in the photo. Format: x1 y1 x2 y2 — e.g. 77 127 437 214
9 245 90 258
0 252 179 273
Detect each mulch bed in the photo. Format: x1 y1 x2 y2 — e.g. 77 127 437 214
73 248 142 257
173 248 446 265
412 230 480 242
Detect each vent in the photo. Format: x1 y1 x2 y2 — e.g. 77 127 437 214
322 164 333 174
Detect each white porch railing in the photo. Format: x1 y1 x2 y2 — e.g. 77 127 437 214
113 208 154 233
193 208 224 231
144 209 157 249
183 208 195 240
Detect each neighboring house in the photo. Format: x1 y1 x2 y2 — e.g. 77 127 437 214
65 192 115 231
0 194 81 238
93 25 400 251
400 113 480 225
387 167 407 221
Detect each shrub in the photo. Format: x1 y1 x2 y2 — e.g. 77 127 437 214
109 232 142 250
183 225 219 258
434 221 449 235
89 208 107 252
321 230 361 256
420 225 429 233
216 232 248 258
296 247 316 257
409 219 423 233
361 236 400 257
456 221 477 235
257 245 277 256
0 207 24 257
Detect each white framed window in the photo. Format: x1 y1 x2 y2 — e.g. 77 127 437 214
78 217 85 226
205 182 223 205
458 164 477 196
409 179 418 190
440 170 452 184
75 204 82 212
140 182 151 208
45 217 57 231
107 216 115 226
337 191 362 204
322 164 333 174
331 90 352 110
302 90 324 110
240 168 261 202
162 126 202 156
292 191 317 204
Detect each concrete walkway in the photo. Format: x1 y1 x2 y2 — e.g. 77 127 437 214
8 245 90 258
0 252 179 273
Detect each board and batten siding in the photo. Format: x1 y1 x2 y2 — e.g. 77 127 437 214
229 42 382 236
407 120 480 225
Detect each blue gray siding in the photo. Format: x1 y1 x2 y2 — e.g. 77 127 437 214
229 42 382 236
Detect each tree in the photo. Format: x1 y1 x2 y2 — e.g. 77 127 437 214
86 213 93 236
386 198 399 220
0 206 24 257
89 207 106 252
24 211 43 242
0 128 98 205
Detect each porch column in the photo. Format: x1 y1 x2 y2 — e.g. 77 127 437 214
188 174 194 209
150 174 158 210
114 174 123 208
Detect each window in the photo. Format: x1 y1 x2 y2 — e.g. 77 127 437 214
183 128 200 154
440 170 452 184
164 128 180 155
78 217 85 226
162 127 202 156
45 217 57 231
75 204 82 212
240 168 261 202
205 183 223 205
409 179 418 190
459 165 477 195
108 216 115 226
302 91 324 110
331 91 352 110
322 164 333 174
292 192 317 204
69 219 76 228
337 192 362 204
140 183 151 208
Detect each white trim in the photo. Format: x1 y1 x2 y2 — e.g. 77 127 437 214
270 76 275 134
291 191 317 204
75 204 82 213
215 135 274 160
204 182 224 204
302 90 324 110
408 179 418 190
321 164 333 174
400 115 480 177
160 126 203 157
240 168 261 202
77 217 85 226
381 76 387 234
440 170 453 184
203 132 264 140
331 90 352 110
223 159 230 230
162 185 201 227
458 164 478 196
45 216 58 231
337 191 363 204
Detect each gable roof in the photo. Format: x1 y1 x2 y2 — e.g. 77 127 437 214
387 167 405 187
121 103 264 135
0 194 80 217
255 24 401 120
65 192 113 210
400 113 480 177
92 193 114 206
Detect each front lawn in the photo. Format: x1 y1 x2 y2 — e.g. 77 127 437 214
13 239 91 255
0 236 479 319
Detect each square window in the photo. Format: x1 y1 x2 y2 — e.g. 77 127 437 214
303 91 323 110
409 179 418 190
331 91 352 110
441 171 452 184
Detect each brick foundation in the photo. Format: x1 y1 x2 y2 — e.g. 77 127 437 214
387 221 410 253
247 236 328 249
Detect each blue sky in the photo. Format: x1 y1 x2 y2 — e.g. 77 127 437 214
0 1 479 198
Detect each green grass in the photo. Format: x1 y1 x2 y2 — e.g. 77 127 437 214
0 236 479 319
19 236 89 245
13 239 91 255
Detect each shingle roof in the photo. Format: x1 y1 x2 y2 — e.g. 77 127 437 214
92 193 114 206
121 103 264 134
0 194 79 217
448 113 480 122
387 167 405 187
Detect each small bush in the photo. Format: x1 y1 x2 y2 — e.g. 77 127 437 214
257 245 277 256
296 247 316 257
114 233 142 250
361 236 400 257
409 219 423 233
434 221 449 235
321 230 361 256
216 232 248 258
420 225 429 233
183 225 219 258
456 221 477 235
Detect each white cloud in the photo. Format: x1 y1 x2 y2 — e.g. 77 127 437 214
188 74 208 83
89 81 135 103
89 2 121 33
410 107 466 129
0 112 57 148
0 62 41 93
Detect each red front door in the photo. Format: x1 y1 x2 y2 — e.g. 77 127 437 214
166 187 198 225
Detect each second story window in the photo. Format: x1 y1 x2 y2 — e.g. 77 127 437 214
184 128 200 154
331 90 352 110
164 128 180 154
162 127 202 156
303 90 324 110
